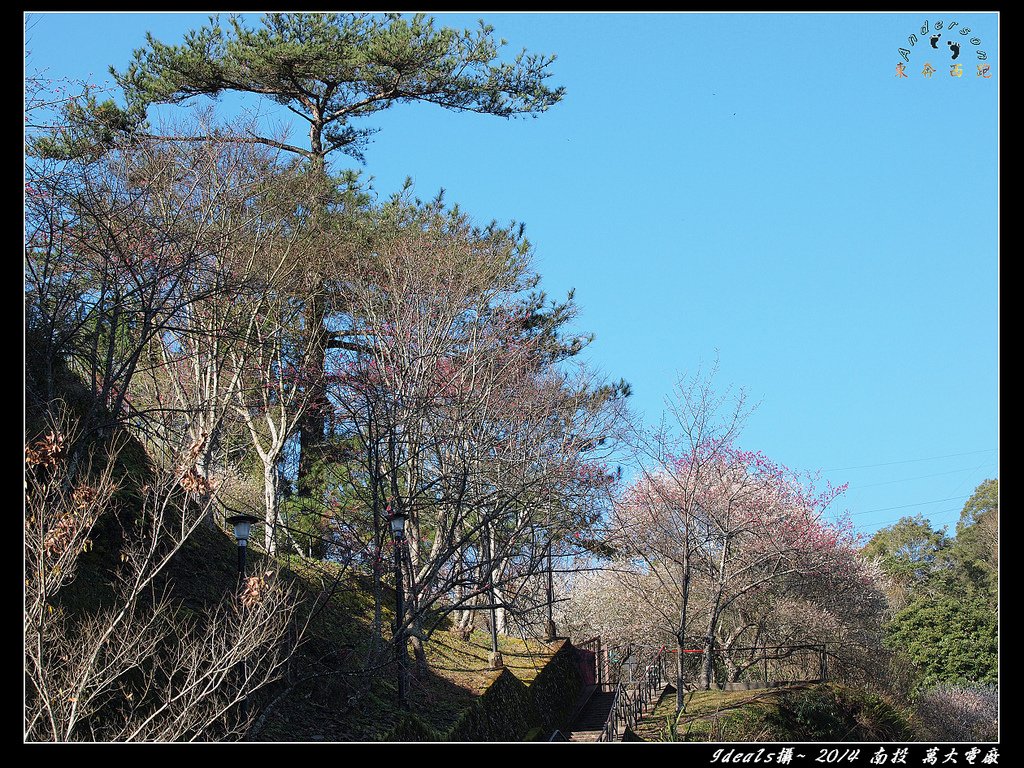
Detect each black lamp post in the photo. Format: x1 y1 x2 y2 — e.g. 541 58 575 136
544 542 557 640
225 513 260 728
544 507 556 641
389 507 409 707
226 514 261 578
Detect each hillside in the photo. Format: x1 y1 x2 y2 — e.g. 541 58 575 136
163 525 565 741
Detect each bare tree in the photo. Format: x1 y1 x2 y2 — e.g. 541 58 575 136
327 198 626 680
26 102 285 485
24 414 298 742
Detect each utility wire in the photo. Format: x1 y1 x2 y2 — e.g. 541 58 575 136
822 448 996 472
848 494 971 517
848 465 996 490
853 505 966 532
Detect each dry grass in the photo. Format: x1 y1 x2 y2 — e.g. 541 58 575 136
424 629 560 693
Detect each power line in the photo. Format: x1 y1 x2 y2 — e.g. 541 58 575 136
853 505 965 532
848 465 996 490
848 494 971 517
946 461 995 501
822 449 996 472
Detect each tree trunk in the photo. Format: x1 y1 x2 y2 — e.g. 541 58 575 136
700 536 730 689
718 626 747 683
724 652 740 683
676 633 686 711
676 549 691 713
296 135 329 506
410 614 429 678
454 545 476 638
263 461 279 555
493 582 507 636
699 621 717 690
297 299 326 501
195 453 215 530
369 427 384 649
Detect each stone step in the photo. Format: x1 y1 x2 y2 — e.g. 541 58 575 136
564 682 670 742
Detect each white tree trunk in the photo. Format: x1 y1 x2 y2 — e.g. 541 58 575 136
263 461 278 555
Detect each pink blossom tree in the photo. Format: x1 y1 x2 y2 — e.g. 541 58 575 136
606 366 878 709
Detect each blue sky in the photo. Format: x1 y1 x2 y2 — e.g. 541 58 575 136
24 12 999 538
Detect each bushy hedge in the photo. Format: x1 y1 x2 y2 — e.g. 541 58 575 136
764 684 916 742
886 596 998 690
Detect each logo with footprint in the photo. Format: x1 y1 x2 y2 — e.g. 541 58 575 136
927 34 963 60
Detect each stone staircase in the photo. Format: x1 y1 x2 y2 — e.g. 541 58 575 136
561 641 672 742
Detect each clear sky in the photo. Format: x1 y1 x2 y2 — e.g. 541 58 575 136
24 11 999 538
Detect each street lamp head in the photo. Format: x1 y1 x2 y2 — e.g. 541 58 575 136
388 507 408 539
225 514 261 547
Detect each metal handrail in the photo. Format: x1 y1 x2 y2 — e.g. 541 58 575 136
596 647 669 742
589 640 830 741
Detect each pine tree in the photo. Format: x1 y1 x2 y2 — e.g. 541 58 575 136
109 12 565 498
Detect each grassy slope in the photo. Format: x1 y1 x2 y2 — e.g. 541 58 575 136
633 683 918 742
253 590 559 741
176 540 562 741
